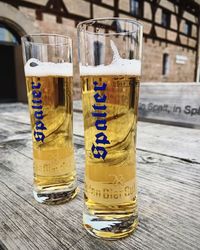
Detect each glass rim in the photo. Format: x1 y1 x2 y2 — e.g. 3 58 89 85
77 17 143 35
21 33 72 46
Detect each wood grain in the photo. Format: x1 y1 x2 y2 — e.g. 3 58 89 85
0 103 200 250
73 102 200 163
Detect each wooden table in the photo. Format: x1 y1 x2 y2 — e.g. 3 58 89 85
0 102 200 250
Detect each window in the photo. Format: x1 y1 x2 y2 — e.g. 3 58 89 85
130 0 142 16
93 41 103 66
162 10 171 28
184 21 192 36
162 53 170 75
0 27 17 43
111 20 122 33
129 50 134 59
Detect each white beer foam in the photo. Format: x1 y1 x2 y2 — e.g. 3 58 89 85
80 59 141 76
80 40 141 76
25 58 73 77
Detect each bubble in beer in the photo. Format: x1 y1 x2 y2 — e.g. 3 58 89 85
30 62 39 67
25 58 73 77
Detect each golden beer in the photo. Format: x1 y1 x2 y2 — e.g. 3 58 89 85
78 17 143 239
22 34 77 204
25 73 77 203
81 74 140 238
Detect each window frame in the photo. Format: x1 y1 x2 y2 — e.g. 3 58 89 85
184 20 192 37
162 53 170 76
130 0 143 17
0 23 20 44
161 9 171 28
93 40 104 66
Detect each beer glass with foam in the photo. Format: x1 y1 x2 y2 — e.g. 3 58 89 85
77 18 143 239
21 34 77 204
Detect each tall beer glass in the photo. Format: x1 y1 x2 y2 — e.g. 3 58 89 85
21 34 77 204
77 18 143 239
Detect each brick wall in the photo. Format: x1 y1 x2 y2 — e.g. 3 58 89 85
19 1 197 84
1 0 197 99
142 39 196 82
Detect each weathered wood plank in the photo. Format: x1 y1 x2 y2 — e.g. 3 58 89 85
0 148 87 249
73 152 200 250
1 102 200 163
73 111 200 163
0 103 200 249
0 180 72 250
74 82 200 129
0 138 200 249
136 122 200 163
0 240 8 250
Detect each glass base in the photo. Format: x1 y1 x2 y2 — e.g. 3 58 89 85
83 213 138 240
33 186 78 205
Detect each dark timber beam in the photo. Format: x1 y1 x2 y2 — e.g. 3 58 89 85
90 2 94 19
114 0 119 17
168 0 200 17
149 0 160 38
195 14 200 81
174 1 185 44
86 0 199 18
0 0 198 51
143 33 196 51
36 0 68 23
